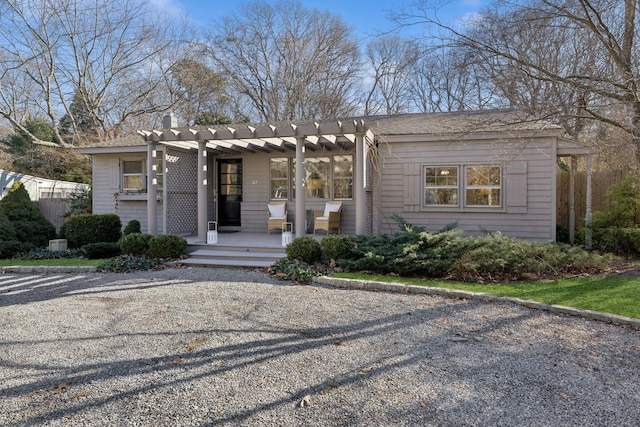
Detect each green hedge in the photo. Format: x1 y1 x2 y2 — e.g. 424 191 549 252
80 242 122 259
120 233 153 255
148 234 187 259
63 214 122 248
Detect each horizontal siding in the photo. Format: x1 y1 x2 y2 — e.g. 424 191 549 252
376 138 556 241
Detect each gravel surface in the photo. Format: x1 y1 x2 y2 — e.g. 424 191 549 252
1 267 639 426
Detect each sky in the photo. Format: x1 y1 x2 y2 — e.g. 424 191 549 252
150 0 487 39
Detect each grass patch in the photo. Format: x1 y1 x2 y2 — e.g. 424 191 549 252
0 258 103 267
335 273 640 320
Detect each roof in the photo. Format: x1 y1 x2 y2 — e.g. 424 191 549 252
77 110 570 155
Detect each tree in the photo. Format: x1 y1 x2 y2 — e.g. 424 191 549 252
0 181 56 249
364 35 420 115
393 0 640 165
0 0 186 146
168 59 229 126
200 0 362 122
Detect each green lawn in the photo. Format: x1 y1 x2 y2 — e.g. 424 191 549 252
334 273 640 320
0 258 103 267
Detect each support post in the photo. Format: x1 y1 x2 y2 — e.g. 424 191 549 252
147 142 157 235
355 133 366 235
569 156 576 244
197 140 208 242
295 136 306 238
584 155 593 249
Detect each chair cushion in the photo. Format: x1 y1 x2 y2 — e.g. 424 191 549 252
268 203 285 218
316 216 329 221
323 202 341 217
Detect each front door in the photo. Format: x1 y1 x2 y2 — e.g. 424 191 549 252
217 159 242 227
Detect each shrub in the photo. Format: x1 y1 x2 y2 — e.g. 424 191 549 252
63 213 122 248
147 234 188 259
0 211 22 258
592 227 640 255
0 240 24 259
0 182 56 250
80 242 122 259
269 258 316 284
286 237 322 264
18 247 81 260
320 234 356 261
119 233 153 255
123 219 141 235
96 254 167 273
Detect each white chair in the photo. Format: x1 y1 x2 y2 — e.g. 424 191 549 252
314 201 342 234
267 202 287 234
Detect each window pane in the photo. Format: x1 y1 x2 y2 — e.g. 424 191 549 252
305 157 329 198
123 161 142 174
466 189 501 206
270 158 289 199
465 166 501 206
424 166 458 206
123 175 143 190
334 155 353 199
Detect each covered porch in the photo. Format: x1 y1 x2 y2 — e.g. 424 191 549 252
139 116 375 242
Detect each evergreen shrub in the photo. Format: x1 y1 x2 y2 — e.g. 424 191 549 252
286 237 322 264
320 234 356 261
123 219 141 235
0 182 56 250
119 233 153 255
80 242 122 259
64 213 122 247
147 234 187 259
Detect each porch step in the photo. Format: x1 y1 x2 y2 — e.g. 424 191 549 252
181 247 286 268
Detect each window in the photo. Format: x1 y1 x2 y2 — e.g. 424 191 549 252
269 155 354 200
465 166 501 206
270 157 289 199
122 160 144 191
422 164 502 208
305 157 330 198
424 166 458 205
333 155 353 199
121 157 163 193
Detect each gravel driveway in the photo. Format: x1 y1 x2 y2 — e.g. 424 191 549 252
1 267 639 426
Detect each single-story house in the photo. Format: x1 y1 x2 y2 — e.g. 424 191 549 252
77 110 593 243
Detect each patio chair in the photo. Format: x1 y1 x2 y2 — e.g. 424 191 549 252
267 202 287 234
314 201 342 235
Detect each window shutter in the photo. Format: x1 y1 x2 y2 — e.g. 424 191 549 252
403 164 421 212
506 161 527 213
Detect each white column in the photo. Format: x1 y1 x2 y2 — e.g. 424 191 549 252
569 156 576 244
197 140 208 242
355 133 366 235
584 154 593 249
147 142 157 235
295 136 306 238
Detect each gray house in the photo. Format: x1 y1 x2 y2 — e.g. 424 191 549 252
78 110 593 243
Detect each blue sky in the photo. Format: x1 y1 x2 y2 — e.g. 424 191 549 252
150 0 486 39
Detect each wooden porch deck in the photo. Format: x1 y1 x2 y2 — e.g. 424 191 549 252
182 232 321 268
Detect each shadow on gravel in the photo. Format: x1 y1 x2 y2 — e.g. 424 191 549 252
2 272 638 425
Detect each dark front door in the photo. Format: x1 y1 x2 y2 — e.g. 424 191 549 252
218 159 242 227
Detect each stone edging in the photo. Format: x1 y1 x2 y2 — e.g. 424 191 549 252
315 276 640 329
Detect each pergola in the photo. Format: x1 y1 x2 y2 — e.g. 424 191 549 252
138 117 375 241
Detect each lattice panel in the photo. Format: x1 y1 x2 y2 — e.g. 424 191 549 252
166 149 198 235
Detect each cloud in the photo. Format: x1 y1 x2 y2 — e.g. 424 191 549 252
148 0 187 18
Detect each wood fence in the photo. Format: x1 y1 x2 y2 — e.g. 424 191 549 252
36 198 71 233
556 169 629 227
